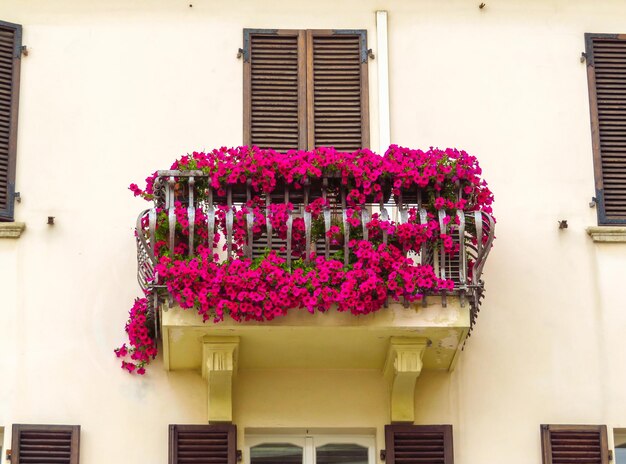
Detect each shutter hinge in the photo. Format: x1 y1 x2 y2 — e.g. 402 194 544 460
380 450 386 461
21 45 28 57
6 449 11 461
236 450 243 461
14 191 21 203
367 49 375 60
589 196 597 208
609 449 613 461
237 48 244 59
580 52 587 63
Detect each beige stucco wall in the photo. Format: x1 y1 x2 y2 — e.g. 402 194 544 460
1 1 626 463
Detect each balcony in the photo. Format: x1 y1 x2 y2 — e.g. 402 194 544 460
130 146 495 422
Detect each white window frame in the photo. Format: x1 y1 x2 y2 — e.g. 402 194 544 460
245 433 376 464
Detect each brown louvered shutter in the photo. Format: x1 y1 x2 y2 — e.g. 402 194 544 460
307 30 369 151
243 30 306 152
541 424 609 464
11 424 80 464
385 424 454 464
585 33 626 224
0 20 21 222
169 424 237 464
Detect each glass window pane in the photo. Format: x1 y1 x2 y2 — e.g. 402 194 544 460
615 428 626 464
316 443 368 464
251 443 304 464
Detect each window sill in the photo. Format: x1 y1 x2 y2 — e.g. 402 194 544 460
0 222 26 238
586 226 626 243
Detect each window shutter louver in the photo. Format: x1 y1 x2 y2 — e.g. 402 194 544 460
541 424 609 464
169 424 237 464
384 424 454 464
0 20 21 222
307 30 369 151
244 30 307 152
11 424 80 464
585 33 626 224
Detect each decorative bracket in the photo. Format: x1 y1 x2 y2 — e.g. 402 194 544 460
383 337 429 423
202 336 240 423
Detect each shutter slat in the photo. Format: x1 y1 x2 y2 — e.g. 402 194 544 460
245 31 304 152
541 425 608 464
588 35 626 223
385 425 453 464
170 425 236 464
0 22 19 221
12 425 80 464
309 32 368 151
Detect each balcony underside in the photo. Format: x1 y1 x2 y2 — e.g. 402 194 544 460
161 296 470 373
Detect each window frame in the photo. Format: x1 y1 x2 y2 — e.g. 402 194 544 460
540 424 609 464
242 28 370 151
169 424 237 464
384 424 454 464
584 32 626 225
245 433 376 464
11 424 80 464
0 19 22 222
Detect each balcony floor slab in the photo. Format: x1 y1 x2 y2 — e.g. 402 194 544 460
161 296 470 373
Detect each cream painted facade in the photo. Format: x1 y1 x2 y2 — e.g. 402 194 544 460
1 0 626 463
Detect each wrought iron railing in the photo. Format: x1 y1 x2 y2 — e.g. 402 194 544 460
136 170 495 325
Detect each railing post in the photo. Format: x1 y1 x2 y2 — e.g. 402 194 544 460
265 194 272 250
285 184 293 269
167 176 176 253
246 178 253 260
226 185 233 261
457 210 467 307
303 179 311 263
380 193 388 246
322 177 330 260
207 178 215 254
340 185 349 267
438 207 447 308
187 176 196 257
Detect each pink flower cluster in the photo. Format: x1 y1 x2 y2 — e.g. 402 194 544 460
130 145 493 213
154 243 452 323
117 145 495 374
114 298 157 375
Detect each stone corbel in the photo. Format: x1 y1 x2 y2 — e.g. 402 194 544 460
384 337 429 423
202 336 240 423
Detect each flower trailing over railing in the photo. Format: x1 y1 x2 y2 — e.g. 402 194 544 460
117 145 495 374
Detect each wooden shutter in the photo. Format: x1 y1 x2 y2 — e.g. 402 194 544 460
169 424 237 464
0 20 21 222
243 29 306 152
307 30 369 151
384 424 454 464
11 424 80 464
585 33 626 224
541 424 609 464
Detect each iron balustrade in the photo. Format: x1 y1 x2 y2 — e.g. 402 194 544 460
136 170 495 325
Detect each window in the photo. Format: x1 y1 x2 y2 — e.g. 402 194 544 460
384 425 454 464
614 428 626 464
243 29 369 152
0 20 21 222
169 424 237 464
540 424 609 464
585 33 626 225
246 433 375 464
11 424 80 464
